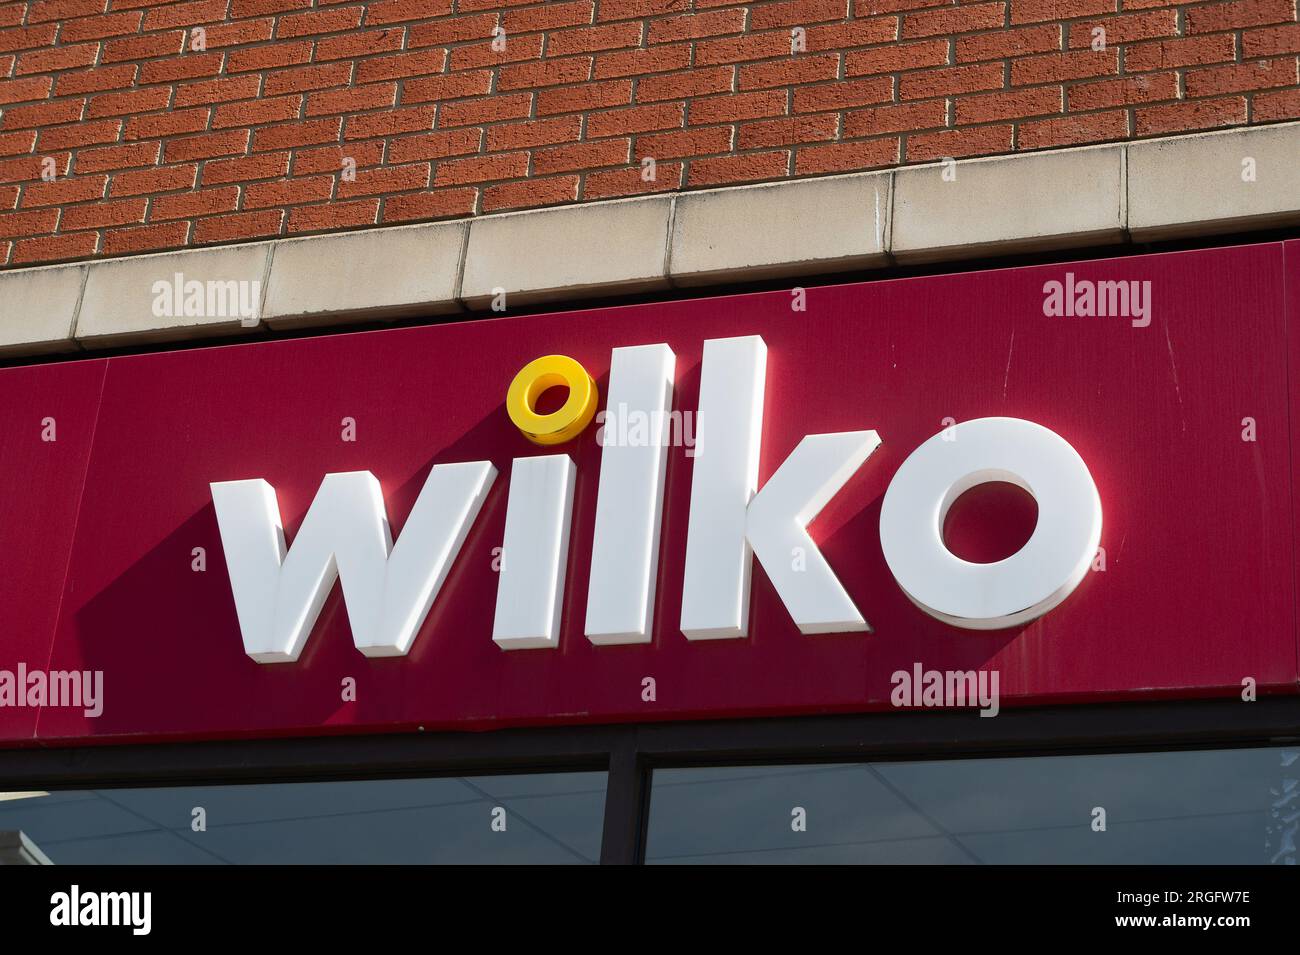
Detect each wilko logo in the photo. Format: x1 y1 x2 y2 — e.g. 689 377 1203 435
1042 272 1152 328
210 335 1103 663
151 271 260 326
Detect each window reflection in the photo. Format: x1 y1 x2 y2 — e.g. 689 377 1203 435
646 747 1299 864
0 772 607 864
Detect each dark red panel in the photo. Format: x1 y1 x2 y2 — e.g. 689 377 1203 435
0 358 106 741
3 240 1294 745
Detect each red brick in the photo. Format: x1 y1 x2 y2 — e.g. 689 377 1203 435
903 2 1005 38
498 56 594 90
88 87 171 118
16 44 98 75
1018 109 1128 149
288 197 379 231
638 65 734 102
752 0 849 30
194 208 285 243
365 0 454 25
345 106 437 140
151 186 239 221
337 162 429 198
12 232 99 264
101 31 186 64
450 35 543 71
124 108 210 141
1068 72 1179 109
265 63 354 96
357 50 447 83
846 39 948 77
957 26 1060 63
277 7 365 38
739 53 840 90
1134 96 1246 136
688 149 789 186
165 129 250 162
103 220 191 256
1124 35 1237 71
1066 11 1178 49
690 90 788 124
1 97 83 128
203 152 291 185
855 0 949 13
22 174 106 207
0 207 58 239
536 79 631 116
1186 58 1298 97
1186 0 1297 34
589 102 685 137
140 52 223 84
55 65 137 96
594 42 692 79
796 137 898 174
1011 49 1118 85
1244 24 1300 58
533 137 631 173
906 124 1013 160
316 28 404 62
386 128 482 164
902 63 1003 99
695 33 791 66
806 16 899 49
201 20 277 49
956 85 1062 123
230 0 310 15
439 93 533 127
0 24 57 53
294 140 385 173
111 163 199 197
739 114 839 148
0 130 37 157
404 71 495 104
175 76 263 107
597 0 689 22
61 197 148 231
28 0 107 25
143 0 229 29
1010 0 1114 25
244 174 335 208
483 174 579 211
1255 86 1300 120
649 10 745 43
486 116 582 151
253 118 342 151
637 125 734 158
227 41 312 73
795 76 894 111
76 142 160 174
582 162 682 198
408 14 501 48
214 95 303 129
382 187 478 223
843 99 948 136
502 0 594 33
435 151 529 185
305 83 396 117
37 120 120 150
0 152 64 183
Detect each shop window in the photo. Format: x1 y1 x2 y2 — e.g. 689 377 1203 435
645 747 1298 864
0 772 606 864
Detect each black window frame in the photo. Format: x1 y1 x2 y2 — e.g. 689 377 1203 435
2 695 1299 864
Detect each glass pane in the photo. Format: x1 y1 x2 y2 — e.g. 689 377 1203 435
0 771 607 864
646 746 1299 864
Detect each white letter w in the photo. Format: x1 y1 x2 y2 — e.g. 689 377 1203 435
210 464 496 663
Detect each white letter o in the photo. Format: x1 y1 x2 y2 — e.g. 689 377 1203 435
879 417 1101 630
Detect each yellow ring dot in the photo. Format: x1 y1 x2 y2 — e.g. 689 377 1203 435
506 354 598 446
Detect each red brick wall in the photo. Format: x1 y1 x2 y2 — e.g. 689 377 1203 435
0 0 1297 268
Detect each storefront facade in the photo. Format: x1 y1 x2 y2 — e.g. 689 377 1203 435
1 0 1300 865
